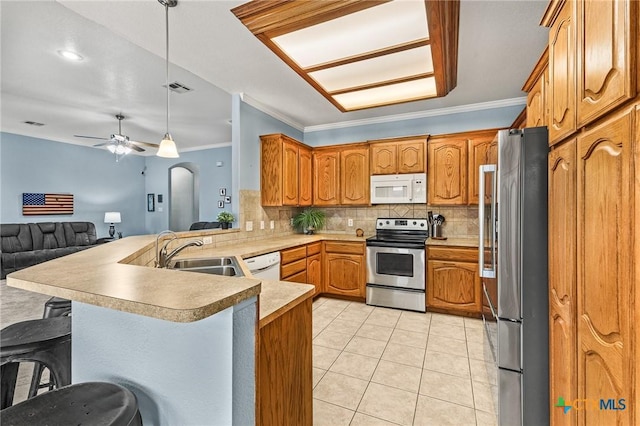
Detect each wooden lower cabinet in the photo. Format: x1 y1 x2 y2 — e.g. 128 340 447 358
306 253 322 294
323 242 366 298
258 297 312 426
426 246 481 316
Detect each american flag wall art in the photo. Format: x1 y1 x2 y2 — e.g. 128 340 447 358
22 193 74 215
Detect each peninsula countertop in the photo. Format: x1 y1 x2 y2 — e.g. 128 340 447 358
7 233 368 324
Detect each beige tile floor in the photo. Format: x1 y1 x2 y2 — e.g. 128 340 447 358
311 297 498 426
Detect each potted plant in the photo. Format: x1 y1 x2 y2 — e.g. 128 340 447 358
217 211 235 229
293 208 326 235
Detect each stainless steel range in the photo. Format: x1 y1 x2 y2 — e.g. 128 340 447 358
366 218 428 312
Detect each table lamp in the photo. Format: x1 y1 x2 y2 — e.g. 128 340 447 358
104 212 121 238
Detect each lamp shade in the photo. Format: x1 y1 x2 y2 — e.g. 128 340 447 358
157 134 179 158
104 212 121 224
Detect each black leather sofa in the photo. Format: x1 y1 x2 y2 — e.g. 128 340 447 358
1 222 99 279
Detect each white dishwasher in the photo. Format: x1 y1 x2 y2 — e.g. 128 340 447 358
244 252 281 280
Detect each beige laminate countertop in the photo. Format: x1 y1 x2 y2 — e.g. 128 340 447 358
426 237 479 248
7 233 367 324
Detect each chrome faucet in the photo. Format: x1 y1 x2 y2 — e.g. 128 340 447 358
155 231 204 268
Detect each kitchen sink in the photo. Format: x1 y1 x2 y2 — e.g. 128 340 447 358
168 257 244 277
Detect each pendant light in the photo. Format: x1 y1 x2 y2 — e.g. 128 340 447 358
156 0 179 158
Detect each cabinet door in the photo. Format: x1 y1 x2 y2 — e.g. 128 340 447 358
260 135 283 206
428 139 467 205
548 0 577 145
548 139 577 426
282 139 299 206
397 140 425 174
427 260 481 315
313 151 340 205
526 71 546 128
370 143 397 175
298 145 313 206
340 146 369 205
577 0 636 127
307 253 322 295
467 137 492 205
576 109 632 426
324 253 365 297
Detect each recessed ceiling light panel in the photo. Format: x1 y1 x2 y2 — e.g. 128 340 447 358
272 1 428 69
333 77 437 110
57 50 83 61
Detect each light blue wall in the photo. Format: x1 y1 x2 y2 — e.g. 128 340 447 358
235 98 303 192
303 104 525 146
144 146 232 234
0 132 147 237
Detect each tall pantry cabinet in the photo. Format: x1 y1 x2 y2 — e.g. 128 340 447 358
536 0 639 424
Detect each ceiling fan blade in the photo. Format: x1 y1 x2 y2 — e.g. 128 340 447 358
128 144 145 152
93 142 111 147
75 135 109 140
130 140 160 148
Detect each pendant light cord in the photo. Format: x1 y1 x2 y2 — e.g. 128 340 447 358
165 2 170 135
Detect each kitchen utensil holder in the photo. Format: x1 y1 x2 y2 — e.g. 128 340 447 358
431 223 442 238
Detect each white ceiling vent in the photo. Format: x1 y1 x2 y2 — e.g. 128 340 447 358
163 81 192 94
23 120 45 126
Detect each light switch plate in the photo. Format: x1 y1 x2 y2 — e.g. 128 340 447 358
246 221 253 231
270 221 275 229
203 236 213 245
260 221 265 230
348 218 353 227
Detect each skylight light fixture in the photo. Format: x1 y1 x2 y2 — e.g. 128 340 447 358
232 0 459 112
156 0 180 158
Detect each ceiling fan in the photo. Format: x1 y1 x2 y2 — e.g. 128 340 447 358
75 114 159 160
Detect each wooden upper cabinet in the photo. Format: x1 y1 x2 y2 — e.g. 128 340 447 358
524 48 549 128
370 137 426 175
340 145 369 205
282 139 299 206
576 108 633 426
546 0 577 145
577 0 637 127
313 149 340 206
298 145 312 206
260 134 311 207
428 136 468 205
548 138 577 426
467 129 500 205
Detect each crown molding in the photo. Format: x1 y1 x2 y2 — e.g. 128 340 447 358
304 97 528 133
239 93 305 132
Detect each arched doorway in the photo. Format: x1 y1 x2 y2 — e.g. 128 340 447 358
169 163 199 231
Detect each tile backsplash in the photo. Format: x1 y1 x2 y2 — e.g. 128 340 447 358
238 190 478 239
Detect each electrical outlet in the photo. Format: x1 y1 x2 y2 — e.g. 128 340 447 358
246 221 253 231
348 218 354 227
203 236 213 245
290 218 294 226
270 220 275 229
260 221 265 230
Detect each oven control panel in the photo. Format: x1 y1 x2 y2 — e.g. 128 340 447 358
376 218 428 231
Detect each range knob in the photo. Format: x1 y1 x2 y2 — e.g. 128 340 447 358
413 221 417 225
420 222 425 227
379 221 383 227
385 220 390 225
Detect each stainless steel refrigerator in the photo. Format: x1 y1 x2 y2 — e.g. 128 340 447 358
479 127 549 425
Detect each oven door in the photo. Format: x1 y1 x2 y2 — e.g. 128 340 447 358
366 245 425 290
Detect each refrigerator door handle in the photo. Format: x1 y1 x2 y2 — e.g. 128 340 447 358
479 165 497 278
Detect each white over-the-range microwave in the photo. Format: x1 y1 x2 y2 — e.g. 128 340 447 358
370 173 426 204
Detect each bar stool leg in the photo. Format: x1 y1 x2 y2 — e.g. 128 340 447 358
1 363 19 410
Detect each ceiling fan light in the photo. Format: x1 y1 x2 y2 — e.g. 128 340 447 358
157 133 179 158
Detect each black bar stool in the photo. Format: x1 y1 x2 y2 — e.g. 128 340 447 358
0 316 71 409
0 381 143 426
28 297 71 397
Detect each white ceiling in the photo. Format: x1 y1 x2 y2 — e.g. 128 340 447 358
0 0 549 154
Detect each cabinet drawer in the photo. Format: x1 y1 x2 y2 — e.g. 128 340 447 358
307 242 322 256
284 269 307 284
281 258 306 278
281 245 307 264
324 241 365 255
427 246 478 262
